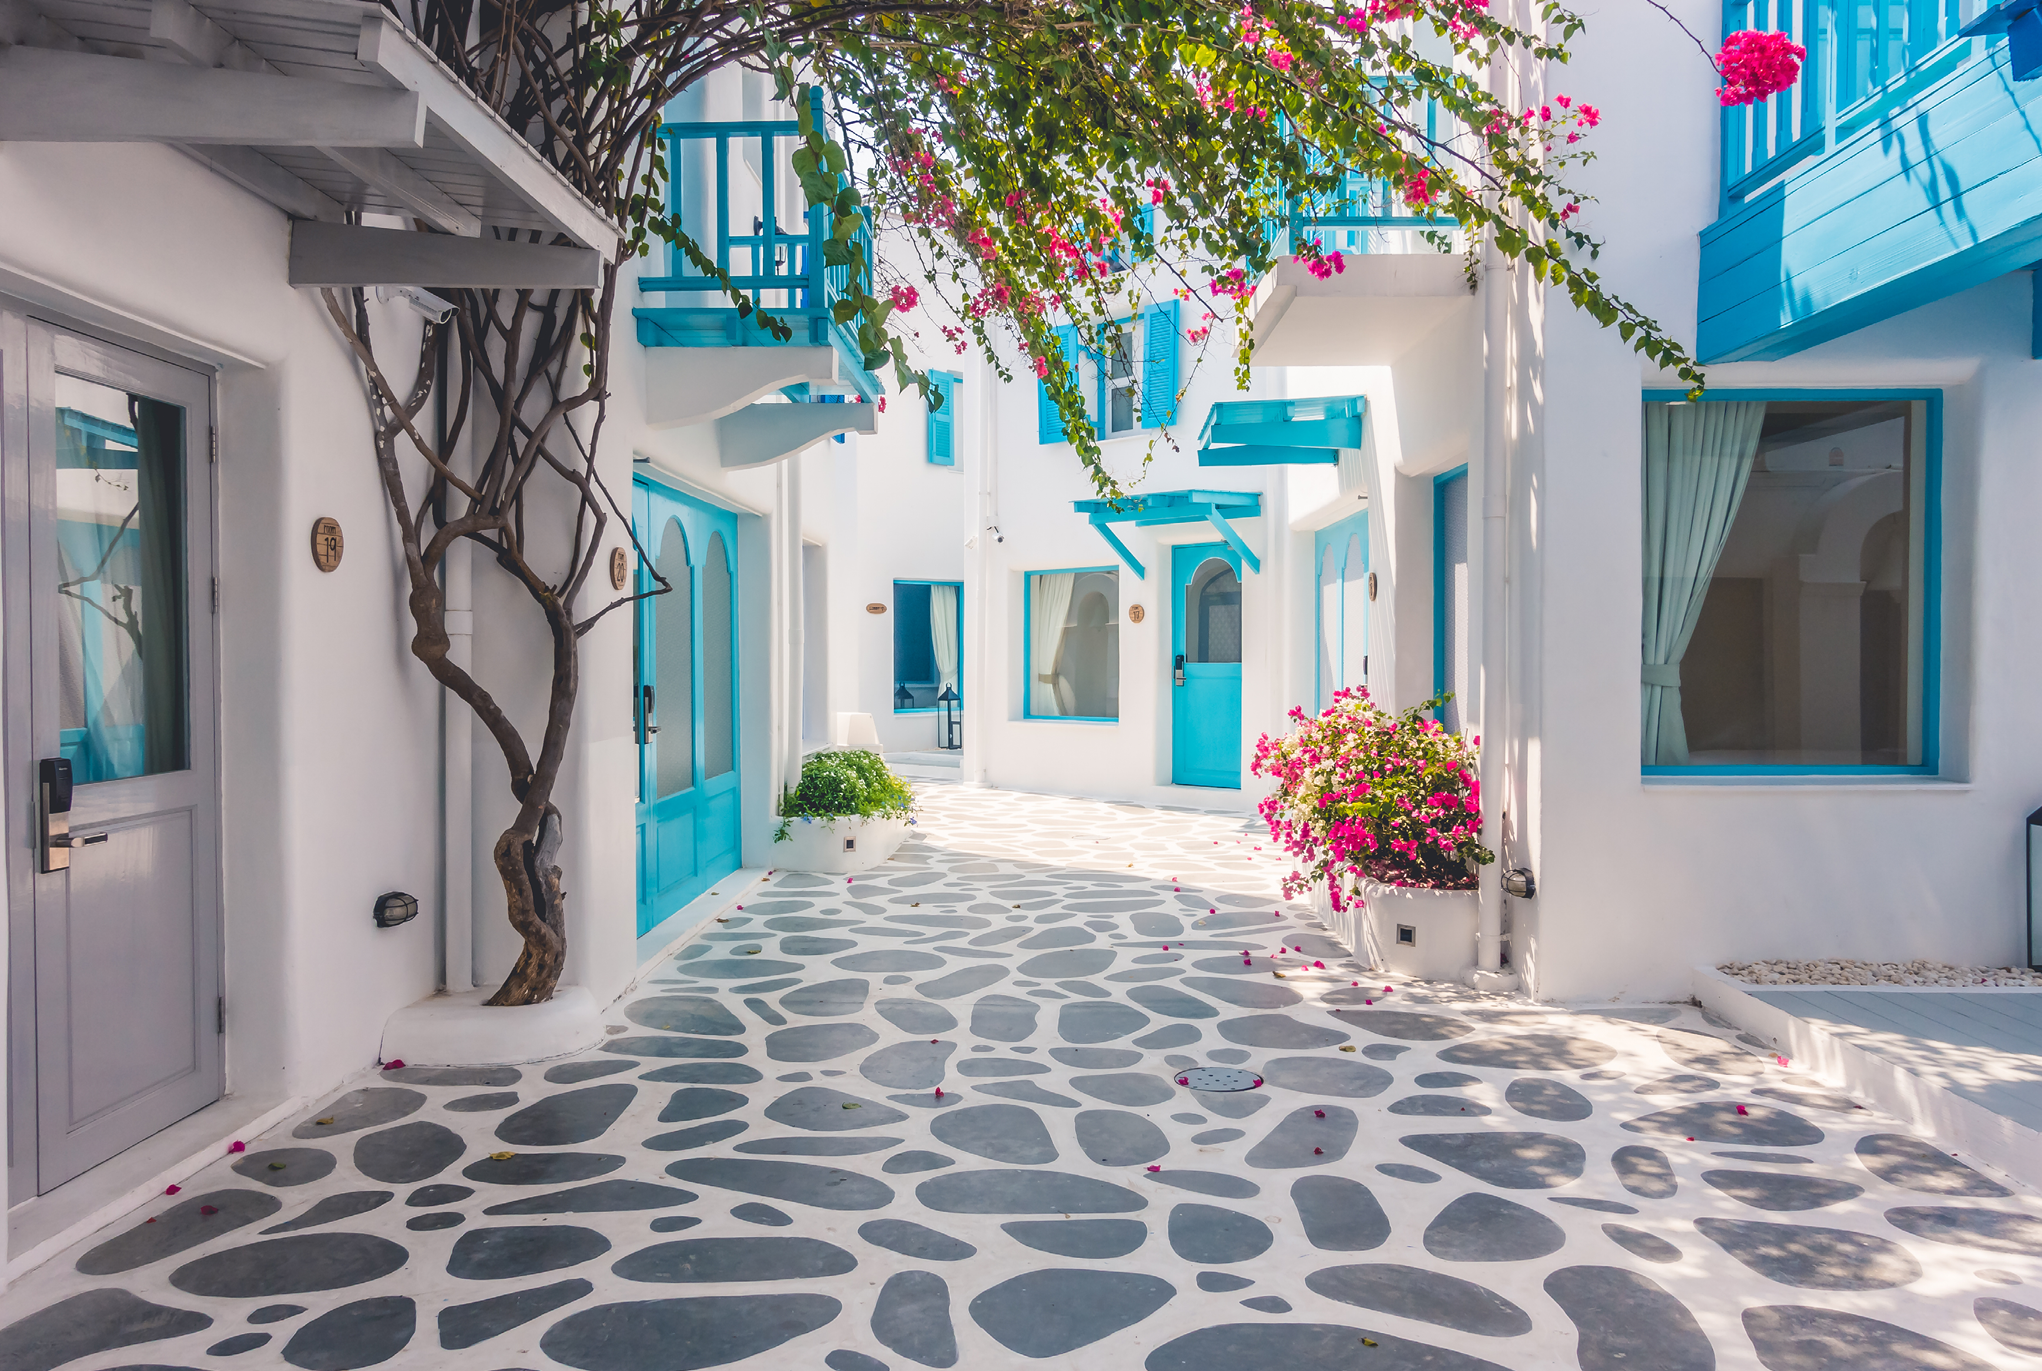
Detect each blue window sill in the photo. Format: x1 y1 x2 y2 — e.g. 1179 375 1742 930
1643 769 1952 787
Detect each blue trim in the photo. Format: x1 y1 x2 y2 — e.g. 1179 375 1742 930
1640 389 1943 778
1198 395 1364 467
1072 489 1261 580
1023 566 1121 722
892 578 964 713
1432 465 1467 721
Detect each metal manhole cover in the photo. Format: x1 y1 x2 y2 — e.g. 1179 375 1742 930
1176 1067 1262 1093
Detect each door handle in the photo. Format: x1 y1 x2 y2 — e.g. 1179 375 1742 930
55 833 108 848
1173 654 1186 687
38 757 72 873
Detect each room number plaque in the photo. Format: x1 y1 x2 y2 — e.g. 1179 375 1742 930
310 517 344 573
610 547 628 590
1127 604 1145 623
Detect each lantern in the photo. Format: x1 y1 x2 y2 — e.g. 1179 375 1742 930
937 684 961 751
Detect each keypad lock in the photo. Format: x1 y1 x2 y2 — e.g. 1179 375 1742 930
1173 654 1186 687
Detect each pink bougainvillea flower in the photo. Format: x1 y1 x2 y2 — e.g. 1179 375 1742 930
228 1140 246 1153
199 1204 219 1216
382 1060 406 1071
1146 1164 1163 1172
1313 961 1326 969
1314 1109 1326 1118
1736 1104 1749 1115
1716 30 1806 107
165 1184 182 1195
934 1088 944 1098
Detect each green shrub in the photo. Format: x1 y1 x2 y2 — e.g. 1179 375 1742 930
774 749 918 842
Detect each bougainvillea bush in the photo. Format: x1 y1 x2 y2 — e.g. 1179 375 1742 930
1254 687 1494 896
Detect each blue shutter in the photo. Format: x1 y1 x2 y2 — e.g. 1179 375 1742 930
1036 327 1070 444
927 372 957 465
1141 299 1179 428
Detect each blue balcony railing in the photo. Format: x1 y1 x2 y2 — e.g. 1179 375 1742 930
1722 0 1983 208
1277 100 1460 254
633 89 881 396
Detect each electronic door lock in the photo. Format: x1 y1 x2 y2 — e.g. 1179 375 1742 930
1173 654 1186 687
38 757 72 873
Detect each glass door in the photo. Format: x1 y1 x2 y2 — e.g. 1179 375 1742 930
11 323 221 1195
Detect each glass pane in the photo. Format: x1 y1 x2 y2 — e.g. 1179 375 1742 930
702 533 734 780
654 517 695 796
1062 570 1119 718
54 375 188 783
1641 398 1924 767
893 581 936 709
1184 559 1241 664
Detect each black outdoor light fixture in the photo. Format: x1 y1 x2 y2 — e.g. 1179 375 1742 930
937 684 962 751
894 682 914 711
2028 806 2042 968
375 891 419 928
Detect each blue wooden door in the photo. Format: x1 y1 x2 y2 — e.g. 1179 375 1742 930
1171 542 1243 788
634 476 741 936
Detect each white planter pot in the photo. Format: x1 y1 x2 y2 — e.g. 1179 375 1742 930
1359 877 1479 983
1314 873 1372 971
772 814 909 874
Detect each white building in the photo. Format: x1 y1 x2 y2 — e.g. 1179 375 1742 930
1 0 2037 1291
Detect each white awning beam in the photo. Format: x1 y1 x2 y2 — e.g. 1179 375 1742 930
0 45 426 146
288 222 602 288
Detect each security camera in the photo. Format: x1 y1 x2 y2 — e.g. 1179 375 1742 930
375 284 456 324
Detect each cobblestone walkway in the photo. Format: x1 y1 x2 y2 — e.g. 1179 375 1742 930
3 785 2038 1370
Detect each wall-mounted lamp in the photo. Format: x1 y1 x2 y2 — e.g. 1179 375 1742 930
375 891 419 928
1502 868 1536 899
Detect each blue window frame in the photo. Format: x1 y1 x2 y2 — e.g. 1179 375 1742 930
1433 466 1469 731
893 579 964 712
1037 303 1178 445
1640 389 1941 778
927 371 960 466
1024 566 1121 720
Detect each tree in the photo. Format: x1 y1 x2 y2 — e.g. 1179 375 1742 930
328 0 1700 1006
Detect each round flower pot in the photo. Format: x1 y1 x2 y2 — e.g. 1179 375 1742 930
773 814 909 874
1358 877 1478 983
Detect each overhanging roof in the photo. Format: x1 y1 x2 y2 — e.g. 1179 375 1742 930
1069 489 1262 580
0 0 617 264
1198 395 1364 466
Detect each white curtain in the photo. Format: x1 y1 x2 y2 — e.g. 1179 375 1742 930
1641 400 1767 765
930 584 959 695
1029 573 1075 716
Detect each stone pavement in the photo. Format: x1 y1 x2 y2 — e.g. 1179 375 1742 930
4 784 2041 1370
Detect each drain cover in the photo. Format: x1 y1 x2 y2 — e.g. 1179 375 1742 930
1176 1067 1262 1093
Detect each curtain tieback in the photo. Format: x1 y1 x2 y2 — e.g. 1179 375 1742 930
1035 674 1058 685
1640 662 1681 689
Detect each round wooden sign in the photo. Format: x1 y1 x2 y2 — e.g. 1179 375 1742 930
1367 571 1378 601
865 603 887 615
310 517 343 573
609 546 628 590
1127 604 1145 623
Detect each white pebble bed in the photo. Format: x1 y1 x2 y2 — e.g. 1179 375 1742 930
1720 958 2042 987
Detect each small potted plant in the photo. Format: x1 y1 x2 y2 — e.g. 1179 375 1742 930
774 749 919 874
1253 688 1493 980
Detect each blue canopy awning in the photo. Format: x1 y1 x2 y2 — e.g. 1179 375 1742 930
1069 489 1261 580
1197 395 1364 467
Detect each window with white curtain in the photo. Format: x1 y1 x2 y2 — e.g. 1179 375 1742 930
1026 568 1119 719
892 580 963 712
1641 395 1933 771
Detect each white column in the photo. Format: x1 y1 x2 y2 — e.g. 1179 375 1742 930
783 451 805 793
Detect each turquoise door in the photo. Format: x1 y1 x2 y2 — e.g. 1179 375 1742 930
634 476 741 936
1171 542 1243 788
